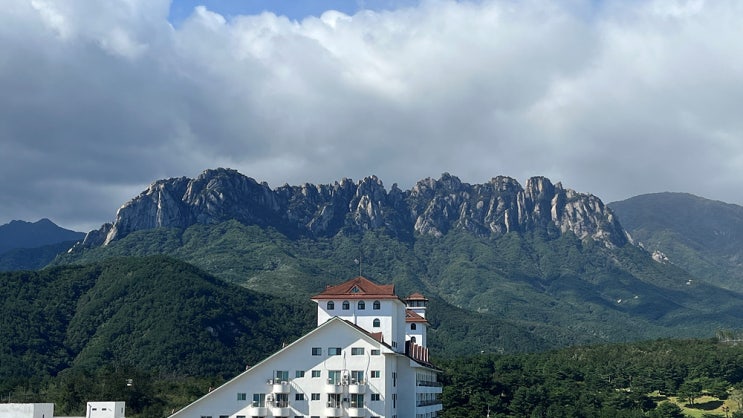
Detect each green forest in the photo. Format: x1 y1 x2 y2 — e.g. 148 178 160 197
3 255 743 417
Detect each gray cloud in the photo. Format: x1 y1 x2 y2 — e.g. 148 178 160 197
2 0 743 231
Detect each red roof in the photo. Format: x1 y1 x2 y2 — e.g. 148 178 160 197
312 276 398 300
405 292 428 301
405 309 429 324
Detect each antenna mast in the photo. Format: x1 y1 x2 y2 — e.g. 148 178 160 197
354 253 362 276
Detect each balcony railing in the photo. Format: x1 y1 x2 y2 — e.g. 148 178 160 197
416 380 443 387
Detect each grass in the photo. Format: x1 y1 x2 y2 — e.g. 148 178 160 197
668 395 735 417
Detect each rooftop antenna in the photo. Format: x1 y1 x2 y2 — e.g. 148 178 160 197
354 253 362 276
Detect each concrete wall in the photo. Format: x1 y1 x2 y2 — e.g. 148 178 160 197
0 403 54 418
86 401 125 418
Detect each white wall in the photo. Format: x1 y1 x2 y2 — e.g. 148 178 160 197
169 319 394 418
86 401 125 418
0 403 54 418
315 298 408 352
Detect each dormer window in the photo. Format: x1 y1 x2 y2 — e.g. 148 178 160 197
373 300 381 310
358 301 365 310
342 301 350 310
327 301 335 310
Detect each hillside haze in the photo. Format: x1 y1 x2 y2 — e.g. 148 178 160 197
0 219 85 271
57 168 743 350
0 218 83 254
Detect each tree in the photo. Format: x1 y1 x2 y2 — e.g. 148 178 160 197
647 402 685 418
678 378 704 406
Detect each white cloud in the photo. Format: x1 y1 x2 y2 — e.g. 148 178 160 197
2 0 743 230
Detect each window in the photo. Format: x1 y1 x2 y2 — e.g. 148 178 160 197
342 301 350 310
371 349 380 355
393 393 397 408
311 393 321 401
373 300 380 310
370 370 380 378
237 416 246 418
327 301 334 310
393 372 397 387
351 370 364 383
295 370 305 378
351 347 364 355
411 323 417 330
411 336 416 343
371 393 381 401
275 370 289 382
220 415 229 418
275 393 289 407
311 347 322 356
328 370 342 384
328 347 341 356
311 370 321 378
252 393 266 407
372 318 380 327
295 393 305 401
237 392 247 401
328 393 341 408
358 301 365 310
351 394 364 408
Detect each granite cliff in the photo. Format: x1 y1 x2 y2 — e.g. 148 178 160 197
78 168 628 248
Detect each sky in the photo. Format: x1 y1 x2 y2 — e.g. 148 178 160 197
2 0 743 232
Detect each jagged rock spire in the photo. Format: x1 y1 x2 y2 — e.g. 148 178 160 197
80 169 628 248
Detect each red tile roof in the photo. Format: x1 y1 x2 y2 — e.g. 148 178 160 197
312 276 399 300
405 292 428 301
405 309 429 324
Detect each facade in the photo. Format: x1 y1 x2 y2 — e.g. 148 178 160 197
169 276 442 418
86 401 125 418
0 403 54 418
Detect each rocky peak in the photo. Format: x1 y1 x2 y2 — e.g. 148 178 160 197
83 169 629 249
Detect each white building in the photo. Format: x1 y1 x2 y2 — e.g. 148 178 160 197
169 276 443 418
0 403 53 418
86 401 125 418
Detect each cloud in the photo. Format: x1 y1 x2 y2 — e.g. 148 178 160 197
2 0 743 231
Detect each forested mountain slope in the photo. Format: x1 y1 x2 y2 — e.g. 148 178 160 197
0 255 314 393
610 192 743 291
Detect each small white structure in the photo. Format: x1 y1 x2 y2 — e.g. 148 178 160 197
86 402 125 418
0 403 54 418
168 276 443 418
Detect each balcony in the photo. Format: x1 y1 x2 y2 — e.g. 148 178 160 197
347 406 365 416
247 405 267 416
416 380 443 387
268 379 291 394
325 380 343 394
348 381 366 394
271 405 291 416
325 402 342 416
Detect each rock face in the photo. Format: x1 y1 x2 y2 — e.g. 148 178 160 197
83 168 628 248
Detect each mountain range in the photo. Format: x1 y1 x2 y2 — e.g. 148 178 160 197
44 168 743 350
5 169 743 355
0 219 85 271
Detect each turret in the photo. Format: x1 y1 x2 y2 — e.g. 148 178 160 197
404 293 429 348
